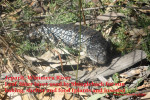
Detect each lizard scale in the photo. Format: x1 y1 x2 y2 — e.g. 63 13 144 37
29 24 109 64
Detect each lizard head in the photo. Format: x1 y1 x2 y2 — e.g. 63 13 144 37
86 34 108 65
27 25 52 42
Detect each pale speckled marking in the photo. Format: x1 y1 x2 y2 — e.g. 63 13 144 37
29 24 108 64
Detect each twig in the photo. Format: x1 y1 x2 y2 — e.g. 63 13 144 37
118 89 150 100
82 5 149 11
53 50 64 72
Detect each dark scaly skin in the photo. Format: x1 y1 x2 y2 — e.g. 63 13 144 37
29 24 108 64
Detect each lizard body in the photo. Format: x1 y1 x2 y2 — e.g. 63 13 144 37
29 24 109 64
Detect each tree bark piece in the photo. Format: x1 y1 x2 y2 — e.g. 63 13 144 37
79 50 147 82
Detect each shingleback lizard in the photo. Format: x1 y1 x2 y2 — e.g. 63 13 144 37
29 24 109 65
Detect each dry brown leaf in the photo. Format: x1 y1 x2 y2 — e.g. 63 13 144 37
129 28 147 36
120 69 142 78
7 59 13 72
104 27 113 36
2 8 23 18
36 91 50 100
8 16 18 21
105 0 118 12
7 92 21 100
24 55 39 61
22 92 34 100
39 50 54 61
103 25 113 37
65 92 72 100
53 92 64 100
138 83 150 90
120 78 128 82
139 6 150 13
141 92 150 99
97 12 125 21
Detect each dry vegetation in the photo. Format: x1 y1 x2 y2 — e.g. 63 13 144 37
0 0 150 100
